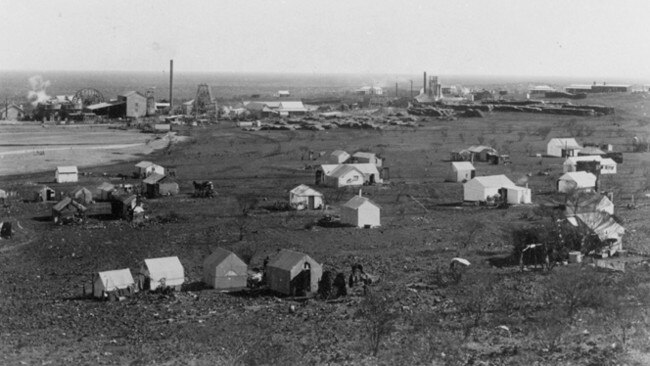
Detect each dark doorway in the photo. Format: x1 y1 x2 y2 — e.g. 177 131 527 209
308 196 315 209
315 170 323 185
369 174 375 185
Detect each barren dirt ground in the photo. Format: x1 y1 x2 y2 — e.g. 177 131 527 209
1 93 650 365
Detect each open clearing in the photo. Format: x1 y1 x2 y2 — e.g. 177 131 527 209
1 93 650 365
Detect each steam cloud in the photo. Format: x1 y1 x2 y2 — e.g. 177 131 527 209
27 75 51 106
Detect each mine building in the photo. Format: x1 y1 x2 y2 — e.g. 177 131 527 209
118 91 147 118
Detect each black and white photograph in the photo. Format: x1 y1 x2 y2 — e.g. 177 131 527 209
1 0 650 364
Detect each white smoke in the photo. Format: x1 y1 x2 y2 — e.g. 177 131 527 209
27 75 51 106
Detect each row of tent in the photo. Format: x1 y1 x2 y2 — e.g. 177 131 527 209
94 249 324 299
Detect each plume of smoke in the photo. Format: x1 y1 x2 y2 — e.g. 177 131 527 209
27 75 51 106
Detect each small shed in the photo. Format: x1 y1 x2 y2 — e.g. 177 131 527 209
329 150 350 164
142 173 179 198
547 138 582 157
95 182 115 201
65 187 93 204
266 249 323 296
341 194 381 228
450 149 472 161
135 161 165 178
500 186 532 204
289 184 324 210
30 185 56 202
111 193 137 219
202 248 248 290
352 152 382 166
463 175 515 202
447 161 476 182
139 256 185 291
568 212 625 255
55 166 78 183
52 197 87 224
557 172 597 193
467 146 497 162
94 269 136 299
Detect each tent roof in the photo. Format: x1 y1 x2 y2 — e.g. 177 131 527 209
97 182 115 191
135 160 154 168
56 166 78 174
343 195 380 209
579 146 606 155
331 150 349 157
467 145 496 153
468 175 515 188
352 151 377 159
52 197 87 212
204 248 246 269
558 171 597 187
328 164 363 178
549 138 582 149
451 161 475 170
290 184 323 197
573 212 625 240
143 256 184 278
143 173 166 184
97 268 134 288
601 158 617 166
268 249 316 271
564 155 603 165
566 193 612 216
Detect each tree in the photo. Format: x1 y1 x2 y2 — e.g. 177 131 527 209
356 288 399 356
233 195 258 241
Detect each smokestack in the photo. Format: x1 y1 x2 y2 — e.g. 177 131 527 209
423 71 427 94
359 188 362 197
169 60 174 114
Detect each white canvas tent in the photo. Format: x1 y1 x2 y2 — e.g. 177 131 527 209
94 268 136 298
202 248 248 290
557 172 597 193
447 161 475 182
139 256 185 291
463 175 514 202
266 249 322 296
289 184 323 210
340 194 381 228
55 166 78 183
329 150 350 164
563 156 617 174
547 138 582 157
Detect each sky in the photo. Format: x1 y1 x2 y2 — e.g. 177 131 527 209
1 0 650 79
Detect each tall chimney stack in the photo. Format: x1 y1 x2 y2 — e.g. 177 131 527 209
169 59 174 114
423 71 427 95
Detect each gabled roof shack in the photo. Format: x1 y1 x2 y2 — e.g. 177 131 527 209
142 173 166 184
56 166 78 174
559 171 597 187
290 184 323 197
471 175 515 188
343 196 380 210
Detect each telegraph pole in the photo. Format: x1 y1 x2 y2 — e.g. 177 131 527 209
410 80 413 98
